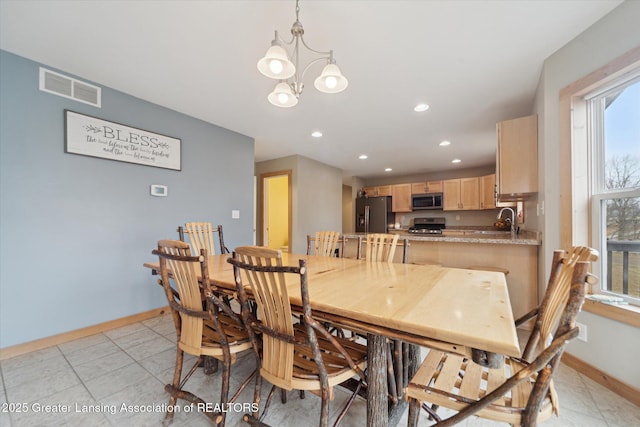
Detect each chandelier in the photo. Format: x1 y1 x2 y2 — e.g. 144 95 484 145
257 0 348 108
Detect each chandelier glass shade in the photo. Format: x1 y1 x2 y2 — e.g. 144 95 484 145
257 0 348 108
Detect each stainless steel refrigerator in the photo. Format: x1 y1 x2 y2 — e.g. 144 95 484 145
355 196 395 233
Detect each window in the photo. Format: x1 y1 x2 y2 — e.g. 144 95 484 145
587 76 640 304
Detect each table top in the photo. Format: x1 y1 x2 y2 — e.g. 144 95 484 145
145 253 520 358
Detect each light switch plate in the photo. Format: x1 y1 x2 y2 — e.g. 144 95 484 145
232 210 240 219
150 184 168 197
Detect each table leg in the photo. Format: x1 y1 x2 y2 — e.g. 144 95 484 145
367 333 388 427
387 343 420 425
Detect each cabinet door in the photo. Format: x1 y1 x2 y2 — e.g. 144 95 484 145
363 187 377 197
411 182 428 194
460 177 480 210
377 185 392 196
392 184 412 212
497 114 538 196
426 180 443 193
443 179 461 210
480 174 496 209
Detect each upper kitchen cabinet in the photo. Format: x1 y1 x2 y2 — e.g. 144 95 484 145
392 183 412 212
443 178 480 210
480 174 516 209
410 180 443 194
496 114 538 199
363 185 391 197
480 174 497 209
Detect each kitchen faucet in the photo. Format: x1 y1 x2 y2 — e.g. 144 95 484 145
497 207 516 234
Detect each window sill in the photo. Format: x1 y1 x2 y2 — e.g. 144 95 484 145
583 299 640 328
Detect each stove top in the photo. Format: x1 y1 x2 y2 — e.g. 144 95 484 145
407 228 443 234
408 217 446 234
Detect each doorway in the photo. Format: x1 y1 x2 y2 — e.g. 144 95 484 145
260 170 292 252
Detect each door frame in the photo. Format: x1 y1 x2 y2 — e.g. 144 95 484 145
259 170 292 252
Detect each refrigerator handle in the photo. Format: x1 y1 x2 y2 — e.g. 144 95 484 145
364 205 370 233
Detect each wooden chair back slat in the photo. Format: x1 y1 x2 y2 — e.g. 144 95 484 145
155 240 206 355
524 246 599 360
364 233 399 263
308 231 341 257
234 246 295 387
180 222 230 256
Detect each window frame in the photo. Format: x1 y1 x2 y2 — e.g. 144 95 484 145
560 46 640 326
586 75 640 305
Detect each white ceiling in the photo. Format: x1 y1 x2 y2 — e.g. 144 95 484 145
0 0 623 179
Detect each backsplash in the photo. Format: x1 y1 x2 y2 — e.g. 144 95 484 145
396 209 505 229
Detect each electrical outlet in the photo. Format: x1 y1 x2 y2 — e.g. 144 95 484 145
576 322 587 342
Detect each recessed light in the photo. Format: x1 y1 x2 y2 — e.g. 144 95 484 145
451 158 462 164
359 154 368 160
311 131 323 138
439 140 451 146
414 103 430 112
385 168 393 172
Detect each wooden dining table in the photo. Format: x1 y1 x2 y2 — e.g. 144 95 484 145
145 253 520 427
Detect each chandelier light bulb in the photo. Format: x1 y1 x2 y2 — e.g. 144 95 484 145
269 59 284 75
268 82 298 108
314 63 348 93
257 44 295 79
324 75 337 89
278 92 289 104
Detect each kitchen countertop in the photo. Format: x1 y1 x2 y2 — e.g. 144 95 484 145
344 229 541 246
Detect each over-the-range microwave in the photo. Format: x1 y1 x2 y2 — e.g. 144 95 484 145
411 193 443 210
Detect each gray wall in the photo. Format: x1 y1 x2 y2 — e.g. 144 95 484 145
534 1 640 387
0 51 255 348
255 155 342 254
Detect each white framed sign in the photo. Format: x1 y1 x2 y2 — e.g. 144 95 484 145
64 110 181 170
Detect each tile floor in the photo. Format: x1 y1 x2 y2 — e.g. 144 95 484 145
1 314 638 426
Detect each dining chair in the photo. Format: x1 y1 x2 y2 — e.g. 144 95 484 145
228 246 368 427
405 246 598 427
515 246 599 362
306 231 342 257
178 222 230 255
360 233 409 404
362 233 408 263
153 240 254 426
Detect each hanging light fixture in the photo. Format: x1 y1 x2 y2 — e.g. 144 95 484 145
257 0 348 108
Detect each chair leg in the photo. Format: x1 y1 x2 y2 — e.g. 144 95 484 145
259 385 278 422
217 355 232 427
333 379 364 427
164 347 185 425
280 388 287 404
320 388 330 427
407 397 419 427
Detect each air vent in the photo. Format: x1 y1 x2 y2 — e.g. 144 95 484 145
39 68 101 107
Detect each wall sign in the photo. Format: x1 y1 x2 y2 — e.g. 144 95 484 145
64 110 181 170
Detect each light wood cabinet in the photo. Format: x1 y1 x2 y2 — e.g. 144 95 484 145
391 183 412 212
496 115 538 198
480 174 496 209
410 180 443 194
443 178 480 210
481 174 517 209
363 185 391 197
